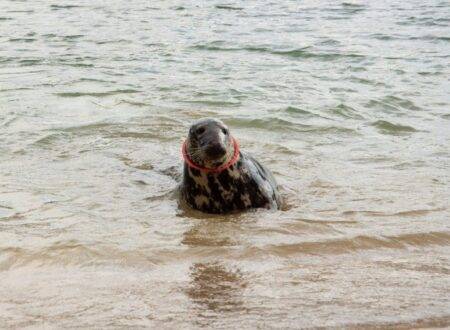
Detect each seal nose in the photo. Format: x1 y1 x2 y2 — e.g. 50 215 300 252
205 143 226 158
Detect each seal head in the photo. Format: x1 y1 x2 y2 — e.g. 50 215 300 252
185 118 234 169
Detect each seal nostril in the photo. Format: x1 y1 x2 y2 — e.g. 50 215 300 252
206 143 226 158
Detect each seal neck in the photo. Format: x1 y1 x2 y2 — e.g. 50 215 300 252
182 137 240 174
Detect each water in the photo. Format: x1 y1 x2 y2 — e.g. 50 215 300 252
1 0 449 328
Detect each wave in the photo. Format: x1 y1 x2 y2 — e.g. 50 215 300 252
9 38 36 43
215 5 243 11
224 116 357 135
342 208 444 217
1 231 448 271
19 59 42 66
180 99 241 107
50 5 84 10
265 231 450 256
191 43 365 61
329 104 365 119
371 120 419 135
55 89 140 98
284 106 318 117
338 316 450 329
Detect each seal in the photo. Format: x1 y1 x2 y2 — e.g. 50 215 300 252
181 118 282 214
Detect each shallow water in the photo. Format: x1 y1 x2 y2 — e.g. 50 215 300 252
1 0 449 328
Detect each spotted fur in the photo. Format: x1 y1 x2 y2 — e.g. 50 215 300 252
181 119 281 214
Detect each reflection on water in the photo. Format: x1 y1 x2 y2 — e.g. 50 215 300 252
1 0 450 328
183 217 247 325
187 262 246 314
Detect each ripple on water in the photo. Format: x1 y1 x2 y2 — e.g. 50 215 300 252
329 104 365 120
50 5 84 10
2 230 447 271
267 231 450 256
365 96 423 116
180 99 241 107
191 43 366 61
8 38 36 43
370 120 419 135
382 95 423 111
61 35 85 41
6 10 34 13
18 59 42 66
55 89 140 98
284 106 318 118
225 117 310 132
215 5 243 11
225 116 358 136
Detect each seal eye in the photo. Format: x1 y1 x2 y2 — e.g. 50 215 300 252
196 127 205 135
222 128 228 135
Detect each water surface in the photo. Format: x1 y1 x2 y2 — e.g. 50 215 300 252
1 0 449 328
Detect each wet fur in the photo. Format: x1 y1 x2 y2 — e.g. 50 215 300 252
181 119 281 214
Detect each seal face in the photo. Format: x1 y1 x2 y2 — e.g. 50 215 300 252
181 118 281 214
